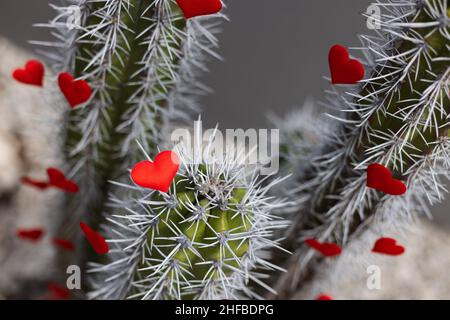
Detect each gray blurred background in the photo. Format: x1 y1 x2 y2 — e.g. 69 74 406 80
0 0 449 224
0 0 372 128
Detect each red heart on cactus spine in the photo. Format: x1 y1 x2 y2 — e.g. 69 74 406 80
329 45 365 84
47 168 79 194
12 60 45 87
16 228 45 242
372 237 405 256
131 150 180 193
80 222 109 255
58 72 92 108
176 0 222 19
367 163 406 196
305 239 342 257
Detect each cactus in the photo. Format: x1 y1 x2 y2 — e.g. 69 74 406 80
35 0 224 235
270 0 450 298
88 129 288 300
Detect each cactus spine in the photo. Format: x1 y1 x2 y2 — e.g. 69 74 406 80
272 0 450 298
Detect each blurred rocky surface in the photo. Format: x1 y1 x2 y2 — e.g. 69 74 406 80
0 36 65 299
293 221 450 300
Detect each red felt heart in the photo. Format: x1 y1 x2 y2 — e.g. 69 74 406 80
21 177 50 190
52 237 75 251
12 60 45 87
367 163 406 196
372 237 405 256
58 72 92 108
316 294 333 300
80 222 109 255
46 283 70 300
305 239 342 257
16 228 45 242
131 150 180 193
176 0 222 19
329 45 365 84
47 168 79 193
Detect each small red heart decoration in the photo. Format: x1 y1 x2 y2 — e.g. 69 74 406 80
47 168 80 194
329 45 365 85
305 239 342 257
176 0 222 19
316 294 333 300
367 163 406 196
80 222 109 255
12 60 45 87
52 237 75 251
16 228 45 242
58 72 92 108
21 177 50 190
372 237 405 256
131 150 180 193
46 283 71 300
